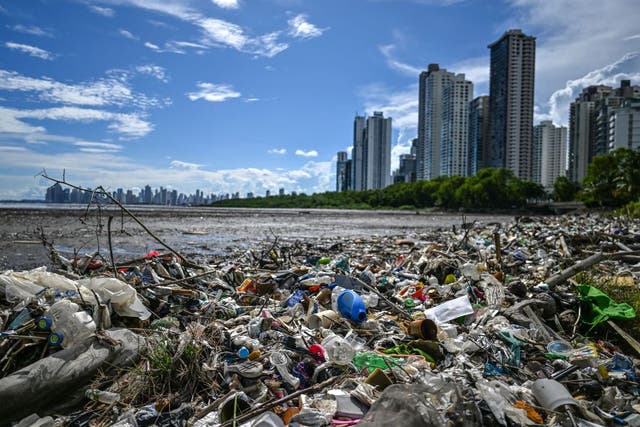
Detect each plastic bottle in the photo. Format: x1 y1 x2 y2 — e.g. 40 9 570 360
321 332 355 364
333 289 367 323
86 389 120 404
46 300 96 348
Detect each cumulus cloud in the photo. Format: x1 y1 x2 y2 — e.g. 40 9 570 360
0 149 334 199
268 148 287 155
540 51 640 126
187 82 241 102
287 14 327 39
5 42 53 60
295 149 318 158
11 24 51 37
89 5 116 16
211 0 239 9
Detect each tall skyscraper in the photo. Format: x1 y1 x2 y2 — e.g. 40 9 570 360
350 112 392 190
487 29 536 180
468 96 490 176
336 151 352 191
441 74 473 177
417 64 453 180
568 85 611 183
352 115 367 191
365 112 392 189
533 120 567 188
568 81 640 183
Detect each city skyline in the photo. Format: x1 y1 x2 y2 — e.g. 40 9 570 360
1 1 640 200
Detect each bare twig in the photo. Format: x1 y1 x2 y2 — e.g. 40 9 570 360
40 172 202 269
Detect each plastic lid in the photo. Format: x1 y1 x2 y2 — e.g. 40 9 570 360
48 332 63 346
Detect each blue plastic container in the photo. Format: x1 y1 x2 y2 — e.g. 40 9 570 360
337 290 367 323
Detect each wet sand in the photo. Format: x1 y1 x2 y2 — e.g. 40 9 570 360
0 204 514 270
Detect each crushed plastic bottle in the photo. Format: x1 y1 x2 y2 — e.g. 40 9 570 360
46 300 96 348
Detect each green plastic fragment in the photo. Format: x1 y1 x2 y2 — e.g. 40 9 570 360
576 284 636 329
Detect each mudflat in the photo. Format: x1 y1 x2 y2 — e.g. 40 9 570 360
0 204 513 270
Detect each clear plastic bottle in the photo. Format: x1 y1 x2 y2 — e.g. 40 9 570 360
46 300 96 348
321 332 355 364
86 389 120 404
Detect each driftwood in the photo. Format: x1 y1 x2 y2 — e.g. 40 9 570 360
545 250 639 289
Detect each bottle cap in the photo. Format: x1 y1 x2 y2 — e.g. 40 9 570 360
48 332 63 346
37 316 53 331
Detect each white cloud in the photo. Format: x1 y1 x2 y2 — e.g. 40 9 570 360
89 5 116 16
211 0 239 9
5 42 53 60
244 97 259 102
287 14 326 39
1 106 154 138
295 149 318 158
11 24 51 37
144 41 161 51
358 83 418 170
135 64 169 82
0 69 165 109
268 148 287 155
187 82 241 102
170 160 205 170
93 0 290 57
73 141 123 152
541 51 640 126
379 44 421 76
0 149 334 199
0 145 27 152
119 28 137 39
624 34 640 41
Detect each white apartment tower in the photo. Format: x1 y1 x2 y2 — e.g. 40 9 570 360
441 74 473 177
418 64 453 180
533 121 567 188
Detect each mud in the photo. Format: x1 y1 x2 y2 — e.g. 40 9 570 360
0 204 513 270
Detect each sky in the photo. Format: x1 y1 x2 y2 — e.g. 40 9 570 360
0 0 639 200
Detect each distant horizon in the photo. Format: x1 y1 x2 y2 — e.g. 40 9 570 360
1 0 639 200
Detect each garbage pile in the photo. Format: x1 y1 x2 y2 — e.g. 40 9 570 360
1 213 640 427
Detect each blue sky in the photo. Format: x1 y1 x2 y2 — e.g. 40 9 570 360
0 0 639 200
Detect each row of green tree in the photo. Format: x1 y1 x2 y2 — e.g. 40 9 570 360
553 148 640 207
214 167 547 210
214 148 639 211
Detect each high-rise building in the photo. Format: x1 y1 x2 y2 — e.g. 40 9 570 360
350 112 392 190
352 115 367 191
336 151 352 191
568 85 611 183
417 64 454 180
467 96 490 176
533 121 567 188
441 74 473 177
609 99 640 151
365 112 392 189
487 29 536 180
568 81 640 183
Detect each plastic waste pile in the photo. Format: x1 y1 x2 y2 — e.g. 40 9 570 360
0 213 639 426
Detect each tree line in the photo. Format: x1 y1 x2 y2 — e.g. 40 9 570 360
214 148 639 211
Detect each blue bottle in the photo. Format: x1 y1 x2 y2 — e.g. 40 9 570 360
337 290 367 323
